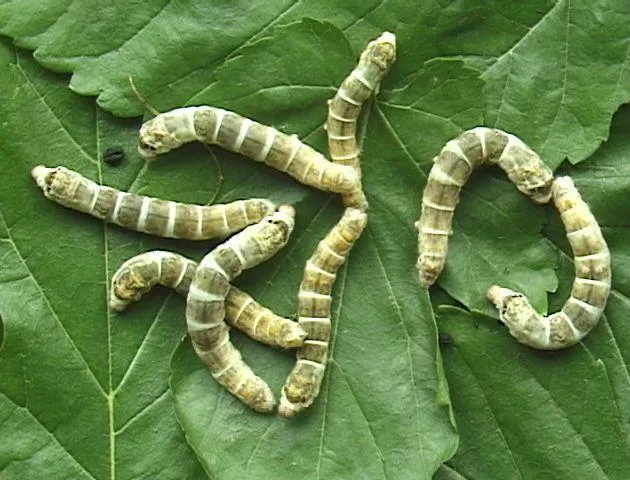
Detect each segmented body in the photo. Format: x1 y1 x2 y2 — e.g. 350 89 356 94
279 208 367 417
487 176 611 349
137 107 360 195
186 206 295 412
417 128 554 287
31 166 274 240
326 32 396 210
110 250 306 349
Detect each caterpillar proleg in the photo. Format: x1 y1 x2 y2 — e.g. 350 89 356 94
326 32 396 210
279 208 367 417
416 128 554 287
186 206 295 412
138 107 360 195
109 251 306 349
31 165 275 240
487 176 611 349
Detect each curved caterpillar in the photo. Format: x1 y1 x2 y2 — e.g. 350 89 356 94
487 176 611 349
138 107 360 195
279 208 367 417
416 128 554 287
31 166 275 240
186 206 295 412
110 250 306 349
326 31 396 210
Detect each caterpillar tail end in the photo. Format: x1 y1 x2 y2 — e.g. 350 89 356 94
416 257 440 288
418 268 438 288
248 384 277 414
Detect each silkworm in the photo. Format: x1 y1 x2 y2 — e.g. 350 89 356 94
31 165 275 240
326 31 396 210
487 176 611 349
416 128 554 287
102 146 125 166
137 106 360 195
109 250 306 349
186 206 295 412
279 207 367 417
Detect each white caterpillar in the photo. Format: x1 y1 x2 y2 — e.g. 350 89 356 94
417 128 554 287
138 107 360 195
326 31 396 210
279 208 367 417
31 165 275 240
487 176 611 349
186 206 295 412
110 250 306 349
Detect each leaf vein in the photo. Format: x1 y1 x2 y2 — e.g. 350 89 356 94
366 226 430 477
0 210 106 397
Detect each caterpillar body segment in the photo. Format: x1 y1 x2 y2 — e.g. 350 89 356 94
137 107 360 195
225 286 306 349
186 206 295 412
487 176 611 349
279 208 368 417
109 250 306 349
416 128 554 287
326 32 397 210
31 166 275 240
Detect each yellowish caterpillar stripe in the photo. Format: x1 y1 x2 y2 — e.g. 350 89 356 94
326 32 396 210
137 107 360 195
109 250 306 349
417 128 554 287
278 208 367 417
31 166 274 240
186 206 295 412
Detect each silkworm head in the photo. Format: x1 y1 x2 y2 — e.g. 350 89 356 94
109 267 151 312
364 31 397 70
31 165 83 208
487 285 521 312
523 177 554 204
261 205 295 249
138 118 170 159
278 365 321 417
509 159 553 204
488 285 535 328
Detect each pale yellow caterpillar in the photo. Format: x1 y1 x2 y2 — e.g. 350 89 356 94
417 128 554 287
137 107 360 195
186 206 295 412
326 32 396 210
31 165 274 240
279 208 367 417
487 176 611 349
109 250 306 349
